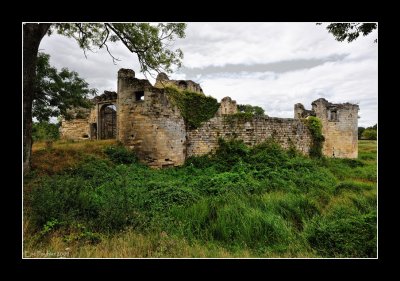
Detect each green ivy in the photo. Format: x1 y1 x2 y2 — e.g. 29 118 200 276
165 86 220 129
305 116 325 158
224 112 255 125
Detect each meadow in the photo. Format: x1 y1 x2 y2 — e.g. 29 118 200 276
23 139 377 258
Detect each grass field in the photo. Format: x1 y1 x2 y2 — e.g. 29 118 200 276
23 139 377 258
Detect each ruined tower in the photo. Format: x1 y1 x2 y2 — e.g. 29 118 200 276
295 98 359 158
61 68 360 167
116 69 187 168
311 98 359 158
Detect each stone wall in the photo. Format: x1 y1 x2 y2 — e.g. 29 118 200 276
187 116 312 157
60 118 90 140
154 72 203 93
312 98 359 158
60 68 359 166
217 97 238 116
117 69 187 168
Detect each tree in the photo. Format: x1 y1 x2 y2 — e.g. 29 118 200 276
317 23 377 43
34 52 96 122
23 23 186 173
32 121 60 142
358 127 365 140
237 104 265 116
361 129 377 140
361 124 377 140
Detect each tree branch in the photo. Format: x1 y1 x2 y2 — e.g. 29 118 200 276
105 23 134 53
101 24 121 65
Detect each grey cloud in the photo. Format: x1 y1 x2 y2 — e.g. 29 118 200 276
178 54 348 80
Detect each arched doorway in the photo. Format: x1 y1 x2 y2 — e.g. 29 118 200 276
99 104 117 139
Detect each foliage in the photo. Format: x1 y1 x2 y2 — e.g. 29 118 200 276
361 124 377 140
224 112 256 125
361 129 377 140
25 139 376 257
318 23 377 43
34 52 96 122
50 23 186 75
104 145 138 164
305 117 325 158
358 127 365 139
32 121 60 141
165 86 220 128
237 104 265 116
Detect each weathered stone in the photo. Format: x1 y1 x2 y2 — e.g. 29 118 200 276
61 68 359 168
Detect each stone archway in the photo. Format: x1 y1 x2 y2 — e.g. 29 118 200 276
99 104 117 139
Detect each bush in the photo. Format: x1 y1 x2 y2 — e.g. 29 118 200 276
32 121 60 142
104 145 138 164
361 129 377 140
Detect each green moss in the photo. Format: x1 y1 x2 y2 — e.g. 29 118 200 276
165 86 220 129
305 117 325 158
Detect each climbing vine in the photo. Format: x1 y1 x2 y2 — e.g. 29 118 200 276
165 86 220 129
305 116 325 158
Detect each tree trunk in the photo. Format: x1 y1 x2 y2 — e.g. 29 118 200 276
23 23 51 174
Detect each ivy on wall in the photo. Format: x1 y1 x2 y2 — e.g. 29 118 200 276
305 116 325 158
165 86 220 129
223 112 255 125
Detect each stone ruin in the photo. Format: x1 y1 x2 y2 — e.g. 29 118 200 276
60 68 359 168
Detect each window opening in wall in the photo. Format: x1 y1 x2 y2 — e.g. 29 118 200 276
135 91 144 101
329 109 338 121
100 104 117 139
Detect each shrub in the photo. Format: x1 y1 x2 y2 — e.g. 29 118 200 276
104 145 138 164
32 121 60 142
361 129 377 140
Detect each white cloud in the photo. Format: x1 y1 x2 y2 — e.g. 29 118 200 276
39 22 377 127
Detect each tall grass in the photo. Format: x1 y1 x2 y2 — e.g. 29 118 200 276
24 139 377 258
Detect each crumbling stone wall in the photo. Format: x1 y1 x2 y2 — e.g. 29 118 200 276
60 119 90 140
117 69 186 168
60 107 92 140
61 68 359 167
154 72 203 93
187 116 312 157
217 97 238 116
311 98 359 158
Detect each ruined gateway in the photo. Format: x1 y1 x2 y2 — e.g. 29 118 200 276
61 68 359 168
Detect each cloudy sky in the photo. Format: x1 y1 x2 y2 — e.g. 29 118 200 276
39 22 378 127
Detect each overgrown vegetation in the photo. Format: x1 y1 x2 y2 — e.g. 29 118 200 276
361 124 377 140
305 117 325 158
223 104 266 125
24 139 376 258
32 121 60 142
224 112 257 124
165 86 220 129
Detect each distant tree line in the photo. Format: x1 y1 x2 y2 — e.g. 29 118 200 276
358 124 377 140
